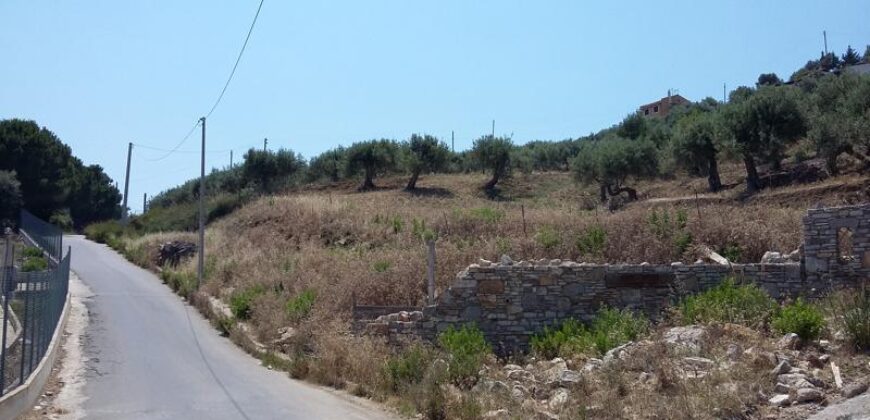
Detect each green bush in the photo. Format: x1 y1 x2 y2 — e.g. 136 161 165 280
22 247 43 258
531 307 649 358
720 243 743 263
384 344 430 392
49 210 74 232
372 260 391 273
535 226 562 249
84 220 127 244
286 289 316 322
160 269 198 298
823 289 870 350
576 225 607 256
468 207 504 224
230 285 265 320
21 256 47 272
772 299 825 341
437 324 490 387
679 278 776 327
530 318 587 359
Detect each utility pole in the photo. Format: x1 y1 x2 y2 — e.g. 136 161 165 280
122 142 133 223
230 150 233 169
263 138 268 151
723 83 727 103
823 30 828 55
491 120 495 138
197 117 206 289
451 130 455 153
143 193 147 214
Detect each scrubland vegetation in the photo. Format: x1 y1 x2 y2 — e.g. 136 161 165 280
80 49 870 418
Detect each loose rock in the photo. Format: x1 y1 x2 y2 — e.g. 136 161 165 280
769 394 791 407
842 382 868 399
795 387 824 403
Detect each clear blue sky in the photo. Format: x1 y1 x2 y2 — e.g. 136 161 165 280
1 1 868 212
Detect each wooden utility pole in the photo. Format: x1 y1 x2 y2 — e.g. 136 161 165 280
451 130 454 153
426 240 436 305
263 137 268 151
143 193 147 214
823 30 828 55
230 150 233 168
122 142 133 223
491 120 495 137
197 117 206 289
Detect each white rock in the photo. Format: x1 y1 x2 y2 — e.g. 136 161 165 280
726 343 742 361
771 360 791 375
761 251 785 264
683 357 716 370
664 325 707 352
795 387 823 403
511 384 528 400
558 369 582 386
769 394 790 407
499 254 513 265
548 388 570 411
482 409 510 420
774 383 791 394
478 259 492 267
603 341 634 363
777 333 800 350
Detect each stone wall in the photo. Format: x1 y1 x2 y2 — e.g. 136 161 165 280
803 204 870 288
362 204 869 354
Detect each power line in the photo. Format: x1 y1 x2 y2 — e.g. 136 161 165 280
139 0 265 162
142 120 201 162
133 143 230 154
205 0 265 119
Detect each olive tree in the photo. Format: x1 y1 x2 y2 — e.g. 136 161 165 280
345 139 399 191
671 111 723 192
471 135 512 190
401 134 449 190
720 86 806 192
572 137 658 202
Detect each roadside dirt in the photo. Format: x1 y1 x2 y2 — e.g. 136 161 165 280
18 273 91 420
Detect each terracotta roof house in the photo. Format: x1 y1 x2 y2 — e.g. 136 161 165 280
638 92 690 118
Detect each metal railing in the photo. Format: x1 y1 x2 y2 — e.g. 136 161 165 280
19 210 63 263
0 212 70 396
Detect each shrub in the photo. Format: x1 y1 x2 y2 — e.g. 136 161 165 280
372 260 391 273
84 220 127 244
772 299 825 341
286 289 316 322
437 324 489 387
160 269 197 298
49 209 74 232
531 318 587 359
22 247 43 258
720 243 743 263
468 207 504 224
531 307 648 358
679 278 776 327
21 256 47 272
576 225 606 256
535 226 562 249
384 344 430 392
229 285 265 319
823 288 870 350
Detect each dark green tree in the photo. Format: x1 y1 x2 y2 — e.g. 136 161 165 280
842 45 861 66
721 86 807 192
471 135 512 190
345 139 399 191
242 148 304 192
757 73 783 87
307 146 346 182
401 134 450 190
67 164 123 227
671 111 723 192
617 113 648 140
572 137 658 202
0 170 22 228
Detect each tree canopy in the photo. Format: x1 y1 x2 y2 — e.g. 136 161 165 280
572 137 658 201
345 139 399 191
471 136 513 190
401 134 450 190
0 119 121 227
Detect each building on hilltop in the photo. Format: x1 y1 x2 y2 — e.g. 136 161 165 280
638 90 690 119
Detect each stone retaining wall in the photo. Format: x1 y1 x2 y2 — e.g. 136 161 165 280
362 204 869 354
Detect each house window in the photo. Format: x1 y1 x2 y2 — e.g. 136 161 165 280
653 105 659 113
644 109 649 115
837 227 854 263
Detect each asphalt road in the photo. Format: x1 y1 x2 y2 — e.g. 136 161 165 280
65 235 393 420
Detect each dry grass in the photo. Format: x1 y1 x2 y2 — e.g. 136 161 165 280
116 171 867 419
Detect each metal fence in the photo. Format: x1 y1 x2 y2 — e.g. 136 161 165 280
0 212 70 396
19 210 63 262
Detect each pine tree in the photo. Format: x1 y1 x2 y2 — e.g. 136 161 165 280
842 45 861 66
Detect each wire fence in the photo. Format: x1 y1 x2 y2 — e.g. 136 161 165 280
0 212 70 397
19 210 63 262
